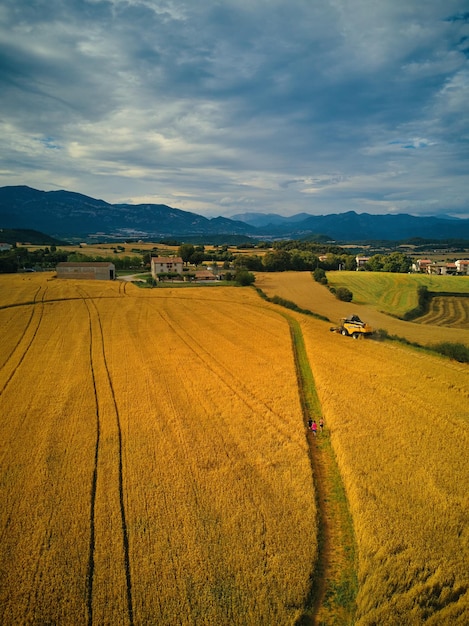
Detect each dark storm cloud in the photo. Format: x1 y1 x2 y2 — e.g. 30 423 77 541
0 0 468 216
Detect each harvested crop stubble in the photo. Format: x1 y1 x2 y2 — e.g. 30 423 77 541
418 296 469 328
0 275 317 625
298 314 469 624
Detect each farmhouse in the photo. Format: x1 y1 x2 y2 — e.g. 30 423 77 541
412 259 432 273
355 256 370 269
151 256 183 278
0 243 12 251
56 262 116 280
455 259 469 275
427 262 458 275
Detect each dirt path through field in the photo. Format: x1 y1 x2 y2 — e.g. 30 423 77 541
288 314 357 625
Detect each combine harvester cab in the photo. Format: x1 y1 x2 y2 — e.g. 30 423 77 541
330 315 373 339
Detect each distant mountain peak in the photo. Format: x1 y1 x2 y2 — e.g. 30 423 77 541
0 185 468 242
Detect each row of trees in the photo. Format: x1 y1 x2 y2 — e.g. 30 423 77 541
362 252 412 273
178 244 235 266
0 240 413 275
0 246 68 273
232 249 412 273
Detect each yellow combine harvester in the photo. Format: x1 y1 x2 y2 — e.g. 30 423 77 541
330 315 373 339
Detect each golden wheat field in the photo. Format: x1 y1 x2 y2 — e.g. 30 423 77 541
1 271 469 625
0 273 316 625
296 313 469 624
256 271 469 622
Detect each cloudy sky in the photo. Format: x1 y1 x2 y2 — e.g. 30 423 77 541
1 1 468 218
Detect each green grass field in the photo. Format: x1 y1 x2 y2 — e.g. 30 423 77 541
326 271 469 318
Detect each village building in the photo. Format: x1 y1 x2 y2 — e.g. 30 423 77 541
413 259 469 275
194 269 218 281
427 261 459 276
355 256 370 269
455 260 469 275
412 259 432 273
150 256 183 278
56 262 116 280
0 243 12 251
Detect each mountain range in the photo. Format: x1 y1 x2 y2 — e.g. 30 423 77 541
1 185 469 243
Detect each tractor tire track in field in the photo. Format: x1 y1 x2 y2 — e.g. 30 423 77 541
0 285 47 396
82 296 101 626
80 290 134 626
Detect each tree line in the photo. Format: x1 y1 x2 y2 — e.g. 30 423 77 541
0 240 413 275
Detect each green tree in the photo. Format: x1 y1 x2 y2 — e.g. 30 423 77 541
233 255 263 271
190 250 205 266
341 254 357 271
313 267 327 284
235 269 255 285
382 252 412 273
0 252 18 273
262 250 291 271
290 252 309 271
178 244 195 265
335 287 353 302
366 254 385 272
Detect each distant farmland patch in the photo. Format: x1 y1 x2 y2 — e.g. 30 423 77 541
417 295 469 328
325 271 469 318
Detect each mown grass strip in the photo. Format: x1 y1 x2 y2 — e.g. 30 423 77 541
283 312 357 626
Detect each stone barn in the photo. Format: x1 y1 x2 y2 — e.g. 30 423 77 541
56 262 116 280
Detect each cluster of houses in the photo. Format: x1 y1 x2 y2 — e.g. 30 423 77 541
411 259 469 276
356 255 469 275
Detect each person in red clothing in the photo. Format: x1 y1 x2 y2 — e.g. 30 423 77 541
311 420 317 436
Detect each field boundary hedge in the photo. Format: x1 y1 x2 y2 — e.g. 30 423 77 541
373 329 469 363
254 287 330 322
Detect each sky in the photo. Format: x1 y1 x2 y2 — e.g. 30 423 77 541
1 0 469 219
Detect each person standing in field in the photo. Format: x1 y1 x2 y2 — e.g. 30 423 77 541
308 419 313 430
311 420 317 436
319 418 324 433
